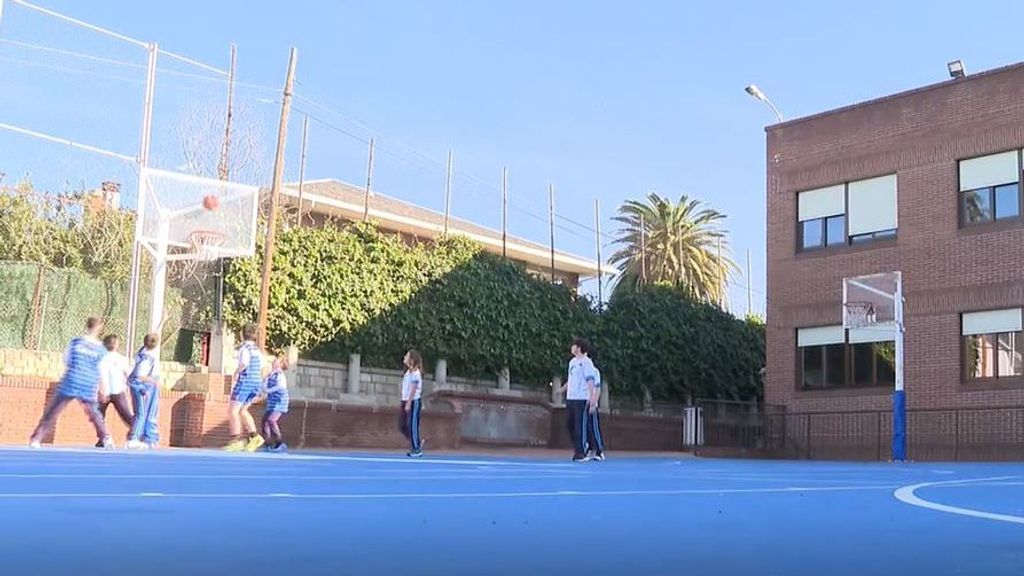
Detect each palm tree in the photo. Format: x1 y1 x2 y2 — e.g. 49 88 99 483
610 192 736 303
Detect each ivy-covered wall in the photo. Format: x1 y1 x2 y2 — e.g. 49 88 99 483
224 222 763 401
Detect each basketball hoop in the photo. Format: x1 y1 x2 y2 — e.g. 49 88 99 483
843 301 876 329
186 230 227 262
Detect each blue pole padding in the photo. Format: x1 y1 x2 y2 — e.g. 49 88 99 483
891 389 907 461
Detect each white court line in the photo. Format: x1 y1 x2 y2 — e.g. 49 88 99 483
0 484 901 500
0 447 575 468
0 473 589 481
893 476 1024 525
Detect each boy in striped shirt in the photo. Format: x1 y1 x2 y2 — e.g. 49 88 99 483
126 333 161 449
225 323 264 452
260 355 290 452
29 317 112 449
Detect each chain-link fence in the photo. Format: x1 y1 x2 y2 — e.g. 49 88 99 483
0 260 217 363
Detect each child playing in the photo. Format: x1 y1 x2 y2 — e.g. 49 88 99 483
398 349 424 458
29 316 113 449
225 323 264 452
96 334 135 447
126 333 161 450
260 355 290 452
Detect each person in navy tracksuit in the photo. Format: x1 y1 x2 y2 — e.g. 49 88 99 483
29 317 112 449
398 350 424 458
260 355 290 452
583 362 606 461
125 333 161 449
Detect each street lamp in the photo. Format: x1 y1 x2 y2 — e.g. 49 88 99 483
745 84 783 123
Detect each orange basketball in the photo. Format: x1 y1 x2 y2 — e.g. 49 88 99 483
202 195 219 211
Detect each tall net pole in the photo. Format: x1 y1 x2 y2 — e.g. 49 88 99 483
892 273 906 461
126 42 158 351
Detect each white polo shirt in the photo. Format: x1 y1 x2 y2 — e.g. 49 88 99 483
566 356 597 401
99 351 130 396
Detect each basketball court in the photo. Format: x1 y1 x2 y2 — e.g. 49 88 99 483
0 447 1021 575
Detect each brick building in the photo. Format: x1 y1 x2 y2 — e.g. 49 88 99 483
765 61 1024 423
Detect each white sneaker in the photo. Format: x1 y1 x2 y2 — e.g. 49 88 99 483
125 440 148 450
101 436 115 450
592 452 605 462
28 440 41 449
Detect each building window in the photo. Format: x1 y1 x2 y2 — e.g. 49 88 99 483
797 326 894 390
962 309 1023 381
800 214 845 250
797 174 897 252
958 151 1022 227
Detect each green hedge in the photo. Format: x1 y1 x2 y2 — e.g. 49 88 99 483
597 285 764 401
224 222 762 400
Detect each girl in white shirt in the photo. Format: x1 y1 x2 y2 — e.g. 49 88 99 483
96 334 134 446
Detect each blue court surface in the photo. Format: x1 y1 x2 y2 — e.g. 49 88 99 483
0 448 1021 576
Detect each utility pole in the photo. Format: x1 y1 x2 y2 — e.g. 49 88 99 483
548 184 556 282
501 167 508 258
296 114 309 226
256 47 297 349
362 137 375 222
443 149 453 234
746 249 752 317
595 199 603 308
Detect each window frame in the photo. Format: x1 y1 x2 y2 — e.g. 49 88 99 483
799 214 846 251
796 177 898 253
962 329 1024 382
957 149 1024 229
797 330 896 391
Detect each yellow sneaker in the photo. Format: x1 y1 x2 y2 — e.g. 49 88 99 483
245 435 266 452
223 438 246 452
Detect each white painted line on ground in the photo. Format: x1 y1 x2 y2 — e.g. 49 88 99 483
893 476 1024 525
0 473 590 481
0 447 578 468
0 484 902 500
139 492 164 497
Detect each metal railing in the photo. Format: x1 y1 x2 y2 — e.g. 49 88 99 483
696 400 1024 461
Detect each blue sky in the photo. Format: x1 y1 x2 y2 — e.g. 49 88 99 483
2 0 1023 314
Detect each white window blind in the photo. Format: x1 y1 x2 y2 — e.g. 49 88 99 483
959 151 1020 192
847 174 898 236
797 326 845 347
798 185 845 222
962 309 1023 336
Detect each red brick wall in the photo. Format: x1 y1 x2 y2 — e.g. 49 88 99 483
766 63 1024 414
0 378 462 450
2 378 682 451
548 407 683 452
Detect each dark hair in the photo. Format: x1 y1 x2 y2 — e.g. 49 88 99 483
572 337 591 355
405 349 423 371
143 333 159 350
242 323 258 342
85 316 104 332
102 334 120 351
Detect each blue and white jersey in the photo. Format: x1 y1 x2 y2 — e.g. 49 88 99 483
236 341 262 389
57 336 107 399
566 356 597 401
401 370 422 402
128 348 160 387
592 366 602 389
263 369 289 406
